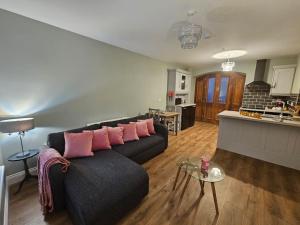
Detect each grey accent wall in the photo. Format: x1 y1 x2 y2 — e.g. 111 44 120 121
242 84 273 109
0 9 182 175
242 84 299 109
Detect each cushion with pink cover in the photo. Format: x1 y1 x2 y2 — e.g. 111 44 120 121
63 132 94 159
117 123 139 142
130 121 150 137
103 126 125 145
83 127 111 151
138 118 156 134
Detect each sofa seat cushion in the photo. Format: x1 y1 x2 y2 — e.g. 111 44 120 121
64 150 148 225
112 134 164 159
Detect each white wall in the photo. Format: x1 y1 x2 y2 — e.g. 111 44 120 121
0 9 181 175
193 60 257 84
0 143 3 165
193 56 299 87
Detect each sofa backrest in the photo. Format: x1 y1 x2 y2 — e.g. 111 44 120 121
47 115 149 155
47 124 100 155
99 115 148 127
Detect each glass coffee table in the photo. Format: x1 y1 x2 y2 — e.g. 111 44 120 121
173 158 225 214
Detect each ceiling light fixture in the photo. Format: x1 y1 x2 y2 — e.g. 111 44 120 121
212 49 247 72
178 24 202 49
221 59 235 71
213 50 247 59
178 10 202 49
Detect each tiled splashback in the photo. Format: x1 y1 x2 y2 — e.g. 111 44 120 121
241 84 299 109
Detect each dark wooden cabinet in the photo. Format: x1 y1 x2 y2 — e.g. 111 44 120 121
189 105 196 127
181 105 196 130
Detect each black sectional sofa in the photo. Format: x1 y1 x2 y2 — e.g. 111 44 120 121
47 115 168 225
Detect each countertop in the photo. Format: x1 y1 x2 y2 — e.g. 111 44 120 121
218 110 300 128
239 107 292 115
175 103 196 107
159 111 180 117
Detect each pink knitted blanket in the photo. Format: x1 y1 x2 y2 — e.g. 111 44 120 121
37 148 70 214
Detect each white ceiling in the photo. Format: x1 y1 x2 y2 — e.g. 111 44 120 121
1 0 300 68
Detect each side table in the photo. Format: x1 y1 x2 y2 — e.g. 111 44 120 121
8 149 39 194
173 158 225 214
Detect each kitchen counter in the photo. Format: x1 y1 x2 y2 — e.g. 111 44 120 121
219 110 300 128
218 110 300 170
239 107 293 115
175 103 196 107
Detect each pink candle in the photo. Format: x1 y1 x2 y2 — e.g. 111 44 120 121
201 157 209 172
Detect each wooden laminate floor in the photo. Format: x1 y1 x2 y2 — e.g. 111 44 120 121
9 122 300 225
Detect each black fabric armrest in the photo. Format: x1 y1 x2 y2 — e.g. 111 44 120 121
154 123 168 149
49 163 66 212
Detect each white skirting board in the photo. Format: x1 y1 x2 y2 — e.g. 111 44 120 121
4 186 8 225
6 167 37 186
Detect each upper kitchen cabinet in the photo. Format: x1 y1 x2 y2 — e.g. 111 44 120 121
270 64 296 96
292 56 300 94
168 69 192 94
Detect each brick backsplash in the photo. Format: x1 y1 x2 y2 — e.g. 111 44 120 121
241 83 299 109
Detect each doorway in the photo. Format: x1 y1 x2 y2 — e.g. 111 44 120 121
195 72 246 123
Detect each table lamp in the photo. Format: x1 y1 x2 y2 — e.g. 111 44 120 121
0 118 35 158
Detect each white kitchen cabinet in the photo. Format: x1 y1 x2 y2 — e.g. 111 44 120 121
186 75 192 92
175 73 183 93
174 71 192 93
168 69 192 94
270 65 296 96
218 111 300 170
167 69 193 109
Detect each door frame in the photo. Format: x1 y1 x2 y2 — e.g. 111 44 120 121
194 71 246 124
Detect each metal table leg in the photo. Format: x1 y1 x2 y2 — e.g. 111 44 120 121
175 115 178 135
211 182 219 214
15 159 37 194
181 174 192 198
173 165 182 190
200 181 205 195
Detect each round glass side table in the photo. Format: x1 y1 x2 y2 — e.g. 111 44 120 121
173 158 225 214
8 149 39 194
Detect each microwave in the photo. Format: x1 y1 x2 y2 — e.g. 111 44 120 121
175 97 182 105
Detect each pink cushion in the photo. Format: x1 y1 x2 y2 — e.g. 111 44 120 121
103 126 125 145
130 121 150 137
63 132 94 159
83 127 111 151
138 118 156 134
117 123 139 142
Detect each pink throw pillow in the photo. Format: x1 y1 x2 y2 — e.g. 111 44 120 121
117 123 139 142
64 132 94 159
83 128 111 151
130 121 150 137
138 118 156 134
103 126 125 145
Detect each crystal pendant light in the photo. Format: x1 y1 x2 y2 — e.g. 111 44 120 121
221 59 235 71
178 23 202 49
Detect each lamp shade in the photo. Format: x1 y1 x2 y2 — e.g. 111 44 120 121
0 118 34 134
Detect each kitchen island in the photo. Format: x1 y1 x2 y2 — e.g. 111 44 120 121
217 110 300 170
